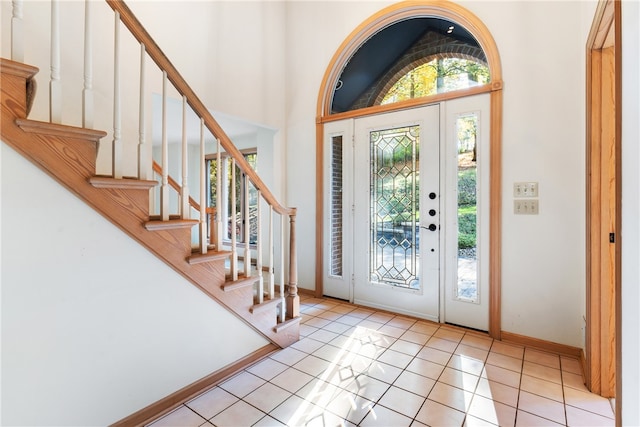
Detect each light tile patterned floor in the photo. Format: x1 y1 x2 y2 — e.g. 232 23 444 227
148 296 615 427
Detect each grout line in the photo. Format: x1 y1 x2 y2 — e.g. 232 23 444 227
151 298 606 427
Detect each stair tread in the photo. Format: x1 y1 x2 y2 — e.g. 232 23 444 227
188 250 231 265
145 219 199 231
250 297 281 314
222 275 260 292
274 316 301 333
16 118 106 142
90 176 157 190
0 59 39 80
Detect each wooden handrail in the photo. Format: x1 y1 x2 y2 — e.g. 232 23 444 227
105 0 294 217
152 160 200 211
152 160 218 247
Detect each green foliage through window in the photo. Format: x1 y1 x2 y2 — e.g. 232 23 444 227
381 58 489 105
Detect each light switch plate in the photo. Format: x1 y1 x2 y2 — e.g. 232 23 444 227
514 182 539 198
514 199 539 214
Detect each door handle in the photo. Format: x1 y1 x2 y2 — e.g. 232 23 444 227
421 224 438 231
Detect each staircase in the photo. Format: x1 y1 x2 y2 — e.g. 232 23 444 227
0 1 300 349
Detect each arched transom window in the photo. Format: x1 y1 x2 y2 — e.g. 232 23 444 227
331 17 489 114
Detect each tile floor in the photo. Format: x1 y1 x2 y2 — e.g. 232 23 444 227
148 295 615 427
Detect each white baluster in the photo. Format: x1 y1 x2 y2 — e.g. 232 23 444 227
138 44 147 179
199 119 207 254
230 159 238 281
256 193 263 304
244 177 251 278
112 11 122 178
268 206 274 300
82 0 93 128
215 139 223 250
160 71 169 221
50 0 61 123
280 215 285 322
11 1 24 62
181 96 189 219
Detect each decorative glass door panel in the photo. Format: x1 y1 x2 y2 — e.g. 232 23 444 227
353 106 440 321
370 126 420 289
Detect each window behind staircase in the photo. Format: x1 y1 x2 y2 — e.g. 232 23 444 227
207 150 258 246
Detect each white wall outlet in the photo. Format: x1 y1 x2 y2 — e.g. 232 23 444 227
514 182 539 198
514 199 539 214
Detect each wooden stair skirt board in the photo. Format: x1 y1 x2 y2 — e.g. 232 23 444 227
1 57 299 349
111 344 278 427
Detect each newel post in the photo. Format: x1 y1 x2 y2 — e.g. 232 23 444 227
286 210 300 319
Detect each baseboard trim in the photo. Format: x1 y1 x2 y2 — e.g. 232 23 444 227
501 331 583 358
296 287 316 297
111 343 278 427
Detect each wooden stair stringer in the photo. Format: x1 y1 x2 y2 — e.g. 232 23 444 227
1 58 298 348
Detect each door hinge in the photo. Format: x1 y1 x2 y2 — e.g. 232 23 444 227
609 232 615 243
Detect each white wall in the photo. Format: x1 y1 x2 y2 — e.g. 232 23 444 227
472 1 588 347
0 142 268 426
128 1 290 230
127 1 286 128
621 1 640 424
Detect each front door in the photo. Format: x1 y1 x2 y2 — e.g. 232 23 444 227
352 106 440 321
322 97 489 329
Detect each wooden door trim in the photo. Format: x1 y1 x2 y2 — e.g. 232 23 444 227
585 0 621 407
315 1 503 339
